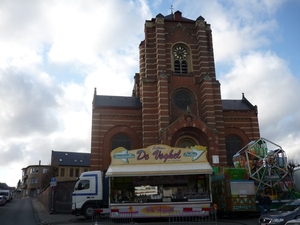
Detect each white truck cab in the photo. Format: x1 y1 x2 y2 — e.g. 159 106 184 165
72 171 109 219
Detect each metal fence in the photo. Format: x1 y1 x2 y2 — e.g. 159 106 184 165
92 209 111 225
92 208 134 224
168 206 217 225
91 206 217 225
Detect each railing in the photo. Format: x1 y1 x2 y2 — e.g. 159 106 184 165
168 206 217 224
91 205 217 225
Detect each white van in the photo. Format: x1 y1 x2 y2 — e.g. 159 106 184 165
0 190 12 202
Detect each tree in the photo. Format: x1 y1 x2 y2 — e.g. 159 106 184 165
17 180 21 188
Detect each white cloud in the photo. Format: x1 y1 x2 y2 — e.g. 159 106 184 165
46 0 150 65
0 70 61 137
0 0 151 186
220 51 300 157
174 0 283 63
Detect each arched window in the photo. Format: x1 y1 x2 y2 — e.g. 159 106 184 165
111 133 132 150
176 138 197 148
225 135 242 166
173 45 188 74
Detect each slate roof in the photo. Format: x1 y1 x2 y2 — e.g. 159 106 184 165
222 98 256 111
93 87 255 112
94 96 255 111
51 151 90 167
93 95 142 108
163 12 194 22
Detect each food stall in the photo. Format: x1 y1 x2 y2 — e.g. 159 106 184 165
106 144 213 218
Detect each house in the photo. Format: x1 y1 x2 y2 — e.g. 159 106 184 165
21 163 51 197
34 151 90 212
51 150 90 182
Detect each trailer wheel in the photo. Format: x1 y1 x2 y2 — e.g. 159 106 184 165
83 204 95 219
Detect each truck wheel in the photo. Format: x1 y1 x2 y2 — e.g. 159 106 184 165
83 204 95 219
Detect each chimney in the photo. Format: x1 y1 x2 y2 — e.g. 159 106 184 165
39 160 41 165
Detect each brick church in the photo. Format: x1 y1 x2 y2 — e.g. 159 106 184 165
90 11 260 171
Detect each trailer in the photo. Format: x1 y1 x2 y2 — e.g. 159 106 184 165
211 168 256 218
72 145 215 220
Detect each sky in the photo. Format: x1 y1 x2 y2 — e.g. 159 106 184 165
0 0 300 187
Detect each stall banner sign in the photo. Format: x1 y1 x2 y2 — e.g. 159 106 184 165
110 202 210 218
110 145 208 165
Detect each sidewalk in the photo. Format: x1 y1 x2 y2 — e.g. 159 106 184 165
31 197 88 224
31 197 258 225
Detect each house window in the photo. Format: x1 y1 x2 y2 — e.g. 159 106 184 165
30 168 39 174
70 168 74 177
60 168 65 177
75 168 79 177
30 177 38 184
226 135 242 166
111 134 132 150
173 45 188 74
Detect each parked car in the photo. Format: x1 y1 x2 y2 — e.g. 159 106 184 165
0 195 6 206
285 218 300 225
258 199 300 225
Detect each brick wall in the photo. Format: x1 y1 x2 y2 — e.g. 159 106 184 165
38 180 76 213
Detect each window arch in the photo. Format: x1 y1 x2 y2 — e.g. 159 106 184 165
172 45 189 74
111 133 132 151
176 138 197 148
225 135 242 166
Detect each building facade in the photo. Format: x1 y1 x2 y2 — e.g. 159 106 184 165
51 151 90 182
21 164 51 197
90 11 260 171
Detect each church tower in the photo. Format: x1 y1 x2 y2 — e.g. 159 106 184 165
134 11 225 164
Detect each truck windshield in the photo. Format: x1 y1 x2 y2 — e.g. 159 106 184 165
76 180 90 190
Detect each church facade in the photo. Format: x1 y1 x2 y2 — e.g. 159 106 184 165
90 11 260 171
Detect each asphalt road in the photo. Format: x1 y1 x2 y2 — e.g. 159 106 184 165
0 198 39 225
0 197 260 225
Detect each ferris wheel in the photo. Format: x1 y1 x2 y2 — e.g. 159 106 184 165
233 138 293 195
